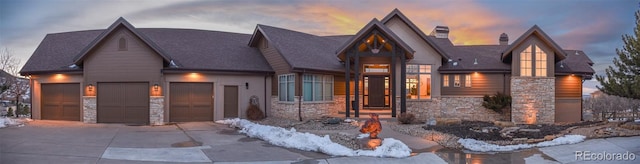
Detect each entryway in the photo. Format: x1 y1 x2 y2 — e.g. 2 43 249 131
364 75 389 108
223 86 238 118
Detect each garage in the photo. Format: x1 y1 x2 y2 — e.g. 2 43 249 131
170 83 213 122
97 83 149 124
41 83 80 121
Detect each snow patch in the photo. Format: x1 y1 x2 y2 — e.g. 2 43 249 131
357 133 370 139
458 135 586 152
216 118 411 158
0 117 28 128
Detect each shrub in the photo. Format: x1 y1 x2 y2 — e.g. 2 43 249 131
7 107 14 117
482 92 512 114
397 113 415 124
246 104 264 120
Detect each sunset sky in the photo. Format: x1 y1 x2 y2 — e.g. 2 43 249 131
0 0 637 95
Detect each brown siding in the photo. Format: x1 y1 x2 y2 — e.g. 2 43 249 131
83 27 163 89
442 73 509 96
258 38 290 75
511 36 556 77
555 75 582 98
271 75 278 96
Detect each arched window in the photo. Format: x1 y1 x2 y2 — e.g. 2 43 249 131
118 37 127 51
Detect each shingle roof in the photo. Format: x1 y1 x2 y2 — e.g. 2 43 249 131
502 25 567 62
256 24 346 72
20 28 273 75
336 18 415 61
556 50 595 79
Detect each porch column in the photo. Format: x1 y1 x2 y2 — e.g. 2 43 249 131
354 53 360 117
345 55 350 118
391 49 397 117
400 50 406 114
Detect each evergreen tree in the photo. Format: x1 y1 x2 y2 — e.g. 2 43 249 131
596 11 640 99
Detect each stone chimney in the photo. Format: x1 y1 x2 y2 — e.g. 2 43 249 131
499 33 509 45
430 26 449 38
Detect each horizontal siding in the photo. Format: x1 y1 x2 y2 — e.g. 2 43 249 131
84 28 163 84
442 73 509 96
555 75 582 98
555 98 581 122
259 38 290 75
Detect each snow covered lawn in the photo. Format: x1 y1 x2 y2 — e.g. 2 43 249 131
0 117 31 128
216 118 412 158
458 135 586 152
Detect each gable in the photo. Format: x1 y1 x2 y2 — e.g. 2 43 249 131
336 18 414 61
380 9 451 60
502 25 566 62
384 17 442 64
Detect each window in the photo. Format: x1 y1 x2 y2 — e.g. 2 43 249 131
520 45 532 76
453 75 461 87
443 74 449 87
520 45 547 77
465 74 471 87
364 64 389 73
303 74 333 101
406 64 431 99
535 45 547 76
118 37 127 51
279 74 295 101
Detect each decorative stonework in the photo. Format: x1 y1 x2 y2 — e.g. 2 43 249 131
150 96 164 125
405 97 502 122
511 77 555 124
83 96 97 123
270 95 342 120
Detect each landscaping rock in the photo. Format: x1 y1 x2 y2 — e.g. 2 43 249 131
493 121 515 127
544 135 556 141
436 118 461 126
519 128 541 132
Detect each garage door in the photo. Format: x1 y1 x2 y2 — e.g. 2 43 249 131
555 98 582 123
170 83 213 122
97 83 149 124
41 83 80 121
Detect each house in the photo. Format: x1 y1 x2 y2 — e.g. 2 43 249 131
20 9 594 125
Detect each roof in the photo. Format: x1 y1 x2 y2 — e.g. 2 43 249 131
380 8 451 60
21 24 274 75
252 24 346 72
336 18 415 61
502 25 567 62
555 50 595 78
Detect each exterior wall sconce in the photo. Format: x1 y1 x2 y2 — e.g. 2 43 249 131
245 82 249 89
153 84 159 91
88 84 94 91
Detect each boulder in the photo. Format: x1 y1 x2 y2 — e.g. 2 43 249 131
493 121 516 127
544 135 556 141
436 118 462 126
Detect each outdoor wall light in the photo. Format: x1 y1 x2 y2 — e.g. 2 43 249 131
245 82 249 89
88 84 94 91
153 84 159 91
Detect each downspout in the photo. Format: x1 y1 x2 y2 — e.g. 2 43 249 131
29 75 33 119
298 71 304 121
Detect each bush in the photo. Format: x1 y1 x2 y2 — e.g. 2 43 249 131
246 104 264 120
7 107 14 117
482 92 511 114
397 113 415 124
16 104 30 116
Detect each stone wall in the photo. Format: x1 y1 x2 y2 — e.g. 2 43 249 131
270 95 342 120
405 97 503 122
150 96 164 125
82 96 97 123
511 77 555 124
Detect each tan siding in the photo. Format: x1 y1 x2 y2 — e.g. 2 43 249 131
83 27 163 91
555 75 582 98
442 73 509 96
258 38 290 75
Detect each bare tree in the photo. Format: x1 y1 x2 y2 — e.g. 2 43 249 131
0 47 28 117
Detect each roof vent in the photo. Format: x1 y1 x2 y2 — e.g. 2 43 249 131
453 61 458 66
499 33 508 45
430 26 449 38
473 58 478 65
575 51 579 55
68 64 78 69
169 60 179 68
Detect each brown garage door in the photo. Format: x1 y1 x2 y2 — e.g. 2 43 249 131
97 83 149 124
555 98 582 123
41 83 80 121
170 83 213 122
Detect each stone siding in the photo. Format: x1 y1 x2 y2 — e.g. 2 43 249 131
82 96 97 123
270 95 342 120
150 96 164 125
511 77 555 124
405 97 503 122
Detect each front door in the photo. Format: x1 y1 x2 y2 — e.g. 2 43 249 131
223 86 239 118
365 75 388 107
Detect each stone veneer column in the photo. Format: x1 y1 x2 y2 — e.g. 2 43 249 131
82 96 97 123
150 96 164 125
511 77 555 124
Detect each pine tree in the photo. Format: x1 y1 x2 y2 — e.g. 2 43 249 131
596 11 640 99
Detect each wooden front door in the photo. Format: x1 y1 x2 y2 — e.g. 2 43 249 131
367 76 386 107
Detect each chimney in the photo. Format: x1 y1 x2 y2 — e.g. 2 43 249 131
430 26 449 38
499 33 508 45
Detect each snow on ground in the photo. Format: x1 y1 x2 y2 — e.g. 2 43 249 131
458 135 586 152
0 117 31 128
216 118 411 158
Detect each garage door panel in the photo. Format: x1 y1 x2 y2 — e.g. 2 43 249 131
98 83 149 124
555 99 581 123
170 83 213 122
41 83 80 121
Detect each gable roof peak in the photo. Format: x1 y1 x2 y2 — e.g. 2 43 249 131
379 8 451 60
501 25 567 62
